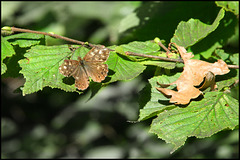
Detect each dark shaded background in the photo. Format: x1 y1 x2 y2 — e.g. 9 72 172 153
1 1 239 158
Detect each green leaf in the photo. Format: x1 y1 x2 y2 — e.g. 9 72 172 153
115 46 138 61
171 8 225 48
18 44 146 95
138 73 181 121
107 41 160 83
191 10 237 59
120 41 160 54
216 1 239 15
229 53 239 65
1 62 7 75
216 76 239 91
122 40 178 70
87 82 103 101
121 2 221 44
139 72 239 153
107 52 146 83
115 46 125 55
214 49 229 61
2 33 45 77
18 45 81 95
139 60 176 69
149 91 239 154
2 48 25 78
1 36 15 75
4 33 45 48
71 46 90 59
18 43 147 95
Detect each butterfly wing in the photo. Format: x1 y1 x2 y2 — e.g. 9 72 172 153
59 59 89 90
73 64 89 90
83 62 108 82
59 59 79 77
59 47 109 90
83 47 109 82
83 47 109 63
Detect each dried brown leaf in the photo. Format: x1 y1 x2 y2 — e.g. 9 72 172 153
156 43 230 105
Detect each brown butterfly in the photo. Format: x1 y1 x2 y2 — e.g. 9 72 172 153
59 46 110 90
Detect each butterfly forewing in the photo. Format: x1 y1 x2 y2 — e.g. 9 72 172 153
59 60 79 77
83 47 109 62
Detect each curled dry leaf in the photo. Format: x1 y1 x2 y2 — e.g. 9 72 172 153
156 43 230 105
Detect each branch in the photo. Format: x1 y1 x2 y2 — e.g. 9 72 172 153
126 51 239 69
226 64 239 69
5 27 239 69
126 51 184 63
10 27 95 48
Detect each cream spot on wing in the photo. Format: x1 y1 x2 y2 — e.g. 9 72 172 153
99 50 103 54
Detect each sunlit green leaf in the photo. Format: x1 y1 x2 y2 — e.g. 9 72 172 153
120 41 160 54
138 73 181 121
150 91 238 153
107 52 146 83
1 36 15 75
171 8 225 48
18 45 80 95
229 53 239 65
216 1 239 15
4 33 45 47
140 60 176 69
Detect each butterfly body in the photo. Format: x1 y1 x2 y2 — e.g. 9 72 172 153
59 47 109 90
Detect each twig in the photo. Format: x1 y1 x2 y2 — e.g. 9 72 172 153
226 64 239 69
158 41 171 54
7 27 239 69
126 51 184 63
150 40 172 57
10 27 94 48
126 51 239 69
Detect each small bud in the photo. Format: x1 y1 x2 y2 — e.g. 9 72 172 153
154 37 161 43
1 26 12 31
48 32 55 35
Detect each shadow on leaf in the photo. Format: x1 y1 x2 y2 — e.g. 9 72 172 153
62 77 75 85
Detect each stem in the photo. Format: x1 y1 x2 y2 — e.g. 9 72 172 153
126 51 184 63
227 64 239 69
126 51 239 69
8 27 239 69
11 27 94 47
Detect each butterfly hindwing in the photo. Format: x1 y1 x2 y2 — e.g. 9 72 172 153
72 63 89 90
83 61 108 82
